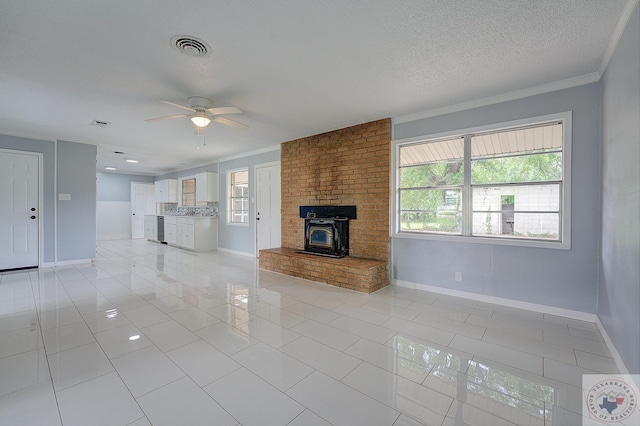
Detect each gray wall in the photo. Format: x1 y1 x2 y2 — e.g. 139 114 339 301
393 83 602 313
218 150 280 255
97 172 154 202
56 141 97 261
599 5 640 374
0 135 56 263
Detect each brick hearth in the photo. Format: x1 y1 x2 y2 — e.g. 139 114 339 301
259 118 391 293
259 248 388 293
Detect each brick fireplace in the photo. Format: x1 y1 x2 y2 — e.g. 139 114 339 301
259 119 391 293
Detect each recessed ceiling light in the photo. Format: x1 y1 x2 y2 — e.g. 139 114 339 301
128 335 141 341
105 166 117 170
126 159 139 163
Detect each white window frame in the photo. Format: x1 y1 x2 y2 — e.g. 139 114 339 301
392 112 572 249
227 167 250 226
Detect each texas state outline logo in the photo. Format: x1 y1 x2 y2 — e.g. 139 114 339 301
583 375 639 425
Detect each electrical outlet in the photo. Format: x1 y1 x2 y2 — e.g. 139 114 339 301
454 272 463 282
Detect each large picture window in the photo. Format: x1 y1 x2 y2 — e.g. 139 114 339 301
395 113 571 248
228 169 249 224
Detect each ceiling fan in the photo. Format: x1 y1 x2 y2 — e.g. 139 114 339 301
146 96 248 130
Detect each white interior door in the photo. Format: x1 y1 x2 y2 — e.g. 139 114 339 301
256 163 281 256
0 151 39 270
131 183 155 239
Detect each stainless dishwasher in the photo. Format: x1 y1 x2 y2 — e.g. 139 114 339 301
157 216 165 242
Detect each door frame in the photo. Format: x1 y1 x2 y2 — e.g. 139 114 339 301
0 148 44 268
253 161 281 257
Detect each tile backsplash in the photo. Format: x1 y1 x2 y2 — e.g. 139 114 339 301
162 202 219 217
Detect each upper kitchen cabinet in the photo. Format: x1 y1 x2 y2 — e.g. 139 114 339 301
196 172 218 202
155 179 178 202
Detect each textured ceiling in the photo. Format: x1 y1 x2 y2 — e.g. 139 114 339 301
0 1 632 175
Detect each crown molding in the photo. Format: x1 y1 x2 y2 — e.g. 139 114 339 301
393 73 600 125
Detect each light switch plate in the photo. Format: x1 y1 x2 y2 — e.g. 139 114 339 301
58 193 71 201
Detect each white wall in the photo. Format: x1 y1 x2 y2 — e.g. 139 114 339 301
96 172 154 240
599 4 640 374
97 201 131 240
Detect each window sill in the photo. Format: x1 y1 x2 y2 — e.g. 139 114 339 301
226 222 250 227
392 231 570 250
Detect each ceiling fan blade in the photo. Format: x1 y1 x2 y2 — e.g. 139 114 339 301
213 116 249 130
206 106 241 115
159 100 195 112
145 114 189 122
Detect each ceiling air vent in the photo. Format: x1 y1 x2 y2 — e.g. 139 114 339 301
171 35 210 57
91 120 110 127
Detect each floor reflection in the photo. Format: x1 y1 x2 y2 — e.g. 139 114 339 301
392 335 558 425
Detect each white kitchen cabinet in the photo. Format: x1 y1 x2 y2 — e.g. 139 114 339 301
195 172 218 202
154 179 178 203
173 217 217 251
164 216 177 244
176 218 194 249
144 215 157 241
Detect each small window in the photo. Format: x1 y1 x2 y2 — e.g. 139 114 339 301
228 169 249 224
182 178 196 206
395 113 571 248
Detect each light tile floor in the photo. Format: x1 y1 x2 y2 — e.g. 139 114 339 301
0 239 618 425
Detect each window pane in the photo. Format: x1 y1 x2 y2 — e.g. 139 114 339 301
400 137 464 166
400 211 461 234
231 170 248 185
471 122 563 158
471 152 562 184
183 194 195 205
400 189 461 211
473 212 559 240
182 178 196 206
472 185 560 212
400 162 464 187
232 185 248 197
182 179 195 192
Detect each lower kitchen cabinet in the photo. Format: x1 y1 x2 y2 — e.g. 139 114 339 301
173 217 217 251
144 215 157 241
164 216 177 244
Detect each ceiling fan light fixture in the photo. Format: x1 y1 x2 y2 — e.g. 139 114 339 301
191 112 211 128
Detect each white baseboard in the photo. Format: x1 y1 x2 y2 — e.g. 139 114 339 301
40 258 92 268
595 316 634 382
394 279 597 322
97 233 130 241
217 247 256 258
